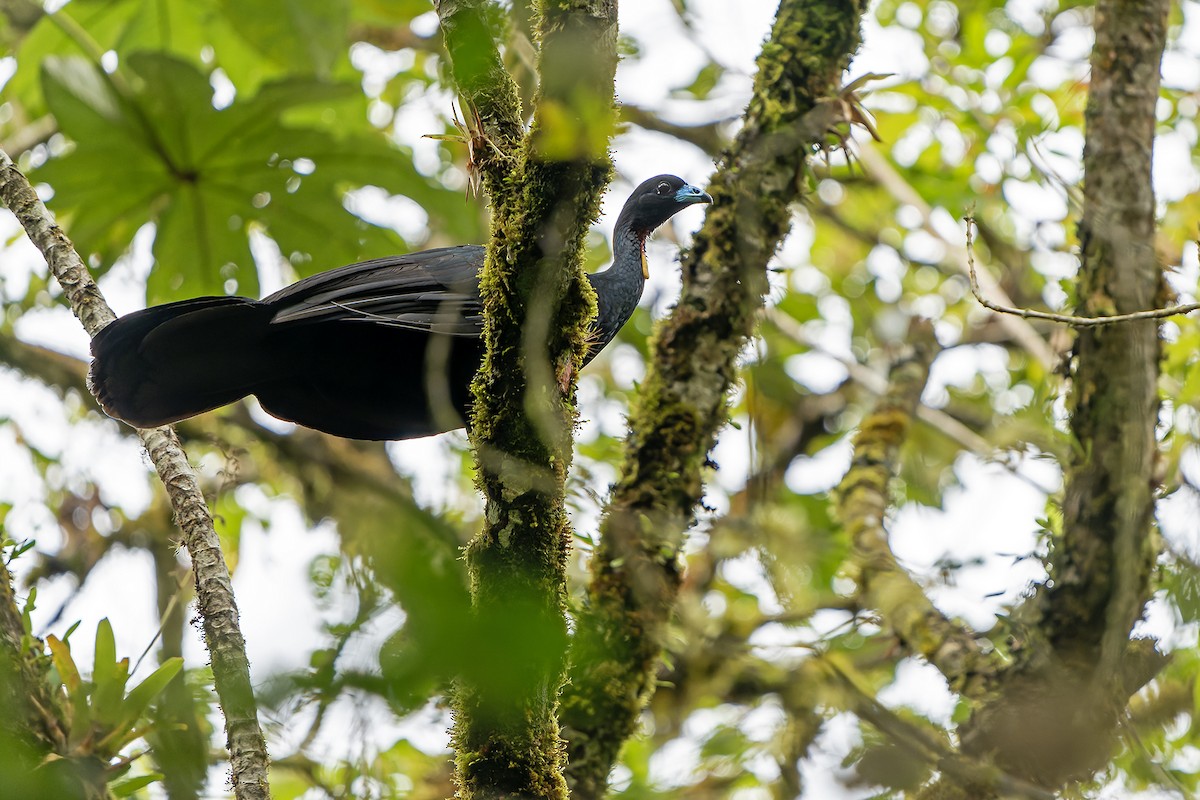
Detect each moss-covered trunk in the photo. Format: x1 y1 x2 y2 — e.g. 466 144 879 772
558 2 869 796
936 0 1170 794
433 2 618 798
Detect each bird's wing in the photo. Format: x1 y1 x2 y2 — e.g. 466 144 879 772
265 245 485 336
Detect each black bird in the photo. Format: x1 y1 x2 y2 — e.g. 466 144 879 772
89 175 712 440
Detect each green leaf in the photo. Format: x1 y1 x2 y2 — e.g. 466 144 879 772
92 619 132 727
110 773 164 797
149 180 257 301
36 50 468 302
20 586 36 635
4 1 145 117
46 634 81 692
217 0 350 78
121 657 185 726
351 0 430 25
679 61 726 100
37 55 174 268
93 618 117 684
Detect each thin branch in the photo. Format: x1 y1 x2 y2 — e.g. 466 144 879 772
964 215 1199 326
824 655 1056 800
3 115 58 156
619 104 728 154
1118 713 1196 800
765 308 994 457
0 147 271 800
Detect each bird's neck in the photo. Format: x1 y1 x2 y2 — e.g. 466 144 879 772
586 225 648 354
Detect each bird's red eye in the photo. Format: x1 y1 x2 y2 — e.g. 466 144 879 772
656 182 672 195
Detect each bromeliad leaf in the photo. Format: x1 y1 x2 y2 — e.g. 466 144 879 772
110 773 166 798
121 657 185 727
41 621 185 765
92 619 133 728
46 633 82 693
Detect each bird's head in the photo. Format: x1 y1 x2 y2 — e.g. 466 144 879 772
617 174 713 237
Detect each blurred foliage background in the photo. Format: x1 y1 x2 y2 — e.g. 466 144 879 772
2 0 1200 797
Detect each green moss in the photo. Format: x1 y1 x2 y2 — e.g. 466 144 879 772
560 3 872 796
437 3 620 798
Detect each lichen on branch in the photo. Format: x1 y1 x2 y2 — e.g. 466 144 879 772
834 319 999 694
0 149 271 800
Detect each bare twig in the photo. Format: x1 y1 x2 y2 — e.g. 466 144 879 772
0 147 271 800
964 215 1199 326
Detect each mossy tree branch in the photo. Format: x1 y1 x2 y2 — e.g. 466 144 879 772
0 148 271 800
835 320 1002 695
559 1 869 796
434 2 618 798
430 0 523 195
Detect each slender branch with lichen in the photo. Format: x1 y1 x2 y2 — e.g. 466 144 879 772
964 215 1198 326
0 147 271 800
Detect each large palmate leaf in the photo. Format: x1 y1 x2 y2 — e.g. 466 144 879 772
217 0 351 78
5 0 354 115
35 51 441 303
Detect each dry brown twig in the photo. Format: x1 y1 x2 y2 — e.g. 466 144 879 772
423 100 507 198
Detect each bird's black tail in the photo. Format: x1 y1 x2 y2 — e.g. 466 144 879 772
89 296 278 428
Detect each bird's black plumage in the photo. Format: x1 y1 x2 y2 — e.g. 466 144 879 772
89 175 712 440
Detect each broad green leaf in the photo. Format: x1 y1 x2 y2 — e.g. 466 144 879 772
36 51 447 302
149 180 258 301
351 0 431 25
37 55 174 267
217 0 350 78
4 2 146 116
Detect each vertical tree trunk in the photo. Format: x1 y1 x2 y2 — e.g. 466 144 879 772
434 2 618 798
947 1 1170 793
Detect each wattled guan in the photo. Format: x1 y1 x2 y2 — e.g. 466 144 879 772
89 175 711 440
